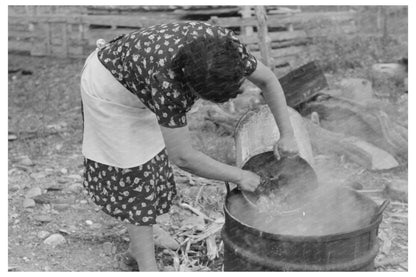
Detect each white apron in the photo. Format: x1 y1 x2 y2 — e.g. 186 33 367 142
80 50 165 168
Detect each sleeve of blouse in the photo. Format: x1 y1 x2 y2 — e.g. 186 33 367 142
225 29 258 76
150 77 189 128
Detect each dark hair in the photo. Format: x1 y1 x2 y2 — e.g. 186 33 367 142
171 35 245 103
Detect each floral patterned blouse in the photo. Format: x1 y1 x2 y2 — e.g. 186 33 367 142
97 21 257 128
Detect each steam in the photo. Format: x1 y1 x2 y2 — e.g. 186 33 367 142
229 181 376 236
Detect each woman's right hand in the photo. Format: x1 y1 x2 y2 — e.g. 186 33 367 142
237 170 261 192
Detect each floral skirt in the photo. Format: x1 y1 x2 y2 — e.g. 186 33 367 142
82 148 176 226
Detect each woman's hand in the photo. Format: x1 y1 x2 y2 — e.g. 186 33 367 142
274 135 299 159
236 170 261 192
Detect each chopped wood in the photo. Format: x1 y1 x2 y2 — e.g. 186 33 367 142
205 235 219 260
356 189 386 198
179 202 214 222
303 118 399 170
390 201 408 207
193 185 205 206
8 266 19 272
8 132 18 141
306 95 408 161
278 61 328 107
191 223 223 244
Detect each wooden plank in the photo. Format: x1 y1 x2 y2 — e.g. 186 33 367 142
8 16 31 26
8 23 30 32
210 11 356 28
273 55 301 68
239 30 307 44
278 61 328 107
8 30 33 40
82 14 179 27
269 11 356 25
175 7 239 15
245 38 310 52
209 16 258 28
10 14 174 28
8 40 32 52
270 46 307 58
251 50 300 66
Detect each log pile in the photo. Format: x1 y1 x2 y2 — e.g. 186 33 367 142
203 63 407 172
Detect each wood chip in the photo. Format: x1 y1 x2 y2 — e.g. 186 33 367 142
179 202 214 222
206 235 219 260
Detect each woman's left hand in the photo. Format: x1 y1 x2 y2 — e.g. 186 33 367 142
274 135 299 160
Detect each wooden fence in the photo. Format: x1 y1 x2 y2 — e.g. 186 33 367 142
8 5 357 74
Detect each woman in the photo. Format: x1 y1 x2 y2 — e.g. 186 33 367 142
80 21 298 271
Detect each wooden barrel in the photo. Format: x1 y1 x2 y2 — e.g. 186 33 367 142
222 187 381 271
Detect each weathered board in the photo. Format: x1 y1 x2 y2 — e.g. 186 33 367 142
8 7 357 62
278 61 328 107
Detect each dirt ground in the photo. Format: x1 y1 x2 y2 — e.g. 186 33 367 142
7 52 408 272
8 10 408 269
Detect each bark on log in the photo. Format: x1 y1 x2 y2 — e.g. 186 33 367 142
303 118 399 171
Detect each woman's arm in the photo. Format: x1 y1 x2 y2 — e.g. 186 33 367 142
247 61 299 156
159 125 260 192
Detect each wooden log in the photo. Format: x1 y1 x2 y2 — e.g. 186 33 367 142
306 95 408 161
303 118 399 171
278 61 328 107
385 179 407 203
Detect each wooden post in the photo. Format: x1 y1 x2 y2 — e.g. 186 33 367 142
209 16 219 25
62 21 69 58
382 6 389 41
254 6 273 69
376 6 382 32
240 6 253 36
45 21 51 55
79 18 87 57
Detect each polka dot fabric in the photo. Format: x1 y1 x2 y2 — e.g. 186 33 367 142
83 149 176 226
97 21 257 128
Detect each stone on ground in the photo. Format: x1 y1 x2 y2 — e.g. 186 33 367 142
43 234 66 247
25 187 42 199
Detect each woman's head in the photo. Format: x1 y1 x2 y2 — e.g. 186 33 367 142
171 35 246 103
